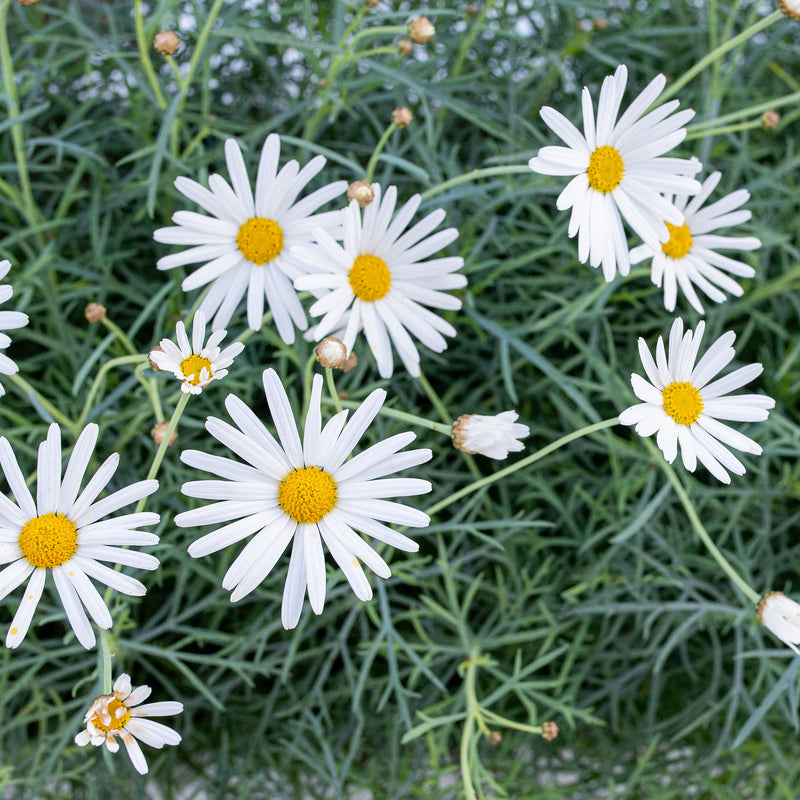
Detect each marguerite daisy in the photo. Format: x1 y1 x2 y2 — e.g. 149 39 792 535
528 64 702 281
75 672 183 775
452 411 530 460
629 170 760 313
149 311 244 394
756 591 800 655
293 184 466 378
153 135 347 341
175 368 432 629
0 424 159 649
0 259 29 396
618 318 775 483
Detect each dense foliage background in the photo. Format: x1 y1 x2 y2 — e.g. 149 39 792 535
2 0 800 797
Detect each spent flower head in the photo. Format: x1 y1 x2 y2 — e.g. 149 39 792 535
757 591 800 654
619 318 775 483
175 369 432 629
452 411 530 460
75 673 183 775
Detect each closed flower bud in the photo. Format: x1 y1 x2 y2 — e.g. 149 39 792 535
17 0 40 5
466 3 478 15
341 352 358 373
84 302 106 323
762 110 780 129
397 39 413 56
408 16 435 44
315 337 348 369
541 722 559 741
154 30 180 56
452 411 530 460
365 0 379 6
489 731 502 745
347 180 375 207
151 421 177 446
756 591 800 654
779 0 800 19
392 107 413 128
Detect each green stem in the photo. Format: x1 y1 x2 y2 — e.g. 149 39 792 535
364 121 397 183
459 648 490 800
685 119 765 140
101 317 139 357
348 24 405 48
660 10 783 103
176 0 225 105
324 368 342 414
135 392 191 513
687 88 800 132
0 0 38 230
425 417 618 518
451 0 499 79
646 440 759 604
329 397 452 435
79 354 147 428
99 629 114 693
7 373 79 436
134 0 167 109
420 165 532 202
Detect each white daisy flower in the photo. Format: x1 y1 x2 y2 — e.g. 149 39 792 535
153 135 347 341
149 311 244 395
756 591 800 655
528 64 702 281
75 672 183 775
292 184 466 379
618 318 775 484
0 424 159 649
0 259 30 397
629 170 760 313
452 411 530 460
175 368 432 629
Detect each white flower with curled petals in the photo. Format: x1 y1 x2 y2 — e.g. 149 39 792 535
629 170 761 313
175 368 432 629
619 318 775 483
452 411 530 460
0 424 159 649
153 135 347 341
0 259 29 396
528 64 702 282
75 673 183 775
757 591 800 655
149 311 244 394
293 183 466 378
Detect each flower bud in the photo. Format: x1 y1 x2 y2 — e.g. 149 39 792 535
17 0 40 5
347 181 375 207
315 337 348 369
365 0 379 6
466 3 478 15
151 421 177 446
408 16 435 44
154 30 180 56
341 352 358 373
397 39 413 56
541 722 559 741
84 302 107 323
592 17 609 30
779 0 800 19
392 107 413 128
762 110 780 130
489 731 502 745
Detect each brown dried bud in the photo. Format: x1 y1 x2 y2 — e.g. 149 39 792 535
347 180 375 207
489 731 502 746
592 17 609 30
762 110 780 130
466 3 478 15
365 0 379 6
154 30 180 56
317 77 329 90
17 0 40 5
779 0 800 19
148 346 165 372
392 107 413 128
341 352 358 373
397 39 413 56
84 303 107 323
408 16 435 44
151 421 177 446
315 337 348 369
541 722 559 741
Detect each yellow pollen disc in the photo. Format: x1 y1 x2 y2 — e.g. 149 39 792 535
237 217 284 265
90 697 131 733
660 221 694 259
18 512 78 569
348 254 392 302
587 145 625 194
662 381 704 425
278 467 338 524
180 354 213 385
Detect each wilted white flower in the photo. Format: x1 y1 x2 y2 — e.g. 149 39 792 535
756 591 800 655
452 411 529 460
619 318 775 484
149 311 244 394
0 259 29 396
75 673 183 774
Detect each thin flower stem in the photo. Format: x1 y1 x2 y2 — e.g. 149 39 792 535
459 648 492 800
348 45 398 60
134 0 167 109
101 317 139 357
233 311 274 344
451 0 500 79
687 88 800 132
99 628 114 694
79 355 147 428
324 368 342 414
7 373 80 436
135 392 191 513
348 24 405 48
647 440 760 604
685 119 765 140
176 0 225 104
329 397 452 435
425 417 619 518
660 10 783 103
364 122 397 183
419 166 532 202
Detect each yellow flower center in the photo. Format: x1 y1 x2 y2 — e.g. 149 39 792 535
660 221 694 259
662 381 704 425
278 467 338 524
237 217 284 265
587 145 625 194
348 254 392 302
18 512 78 569
180 354 213 385
89 697 131 733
